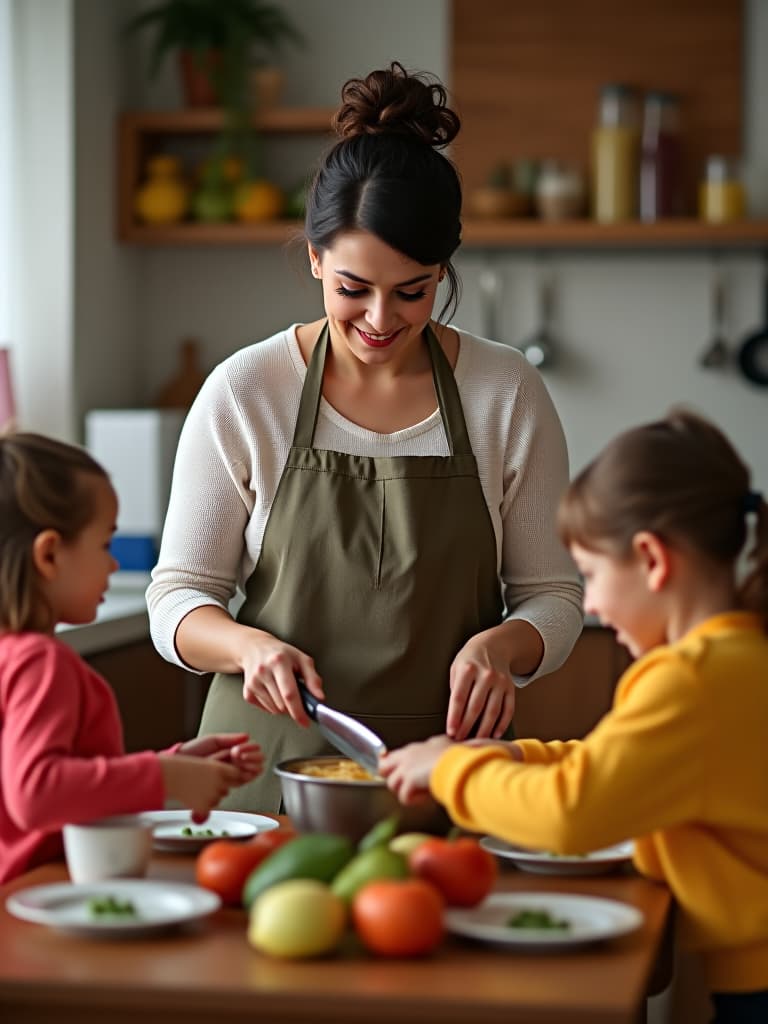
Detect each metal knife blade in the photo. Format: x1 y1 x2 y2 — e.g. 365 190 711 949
297 681 386 777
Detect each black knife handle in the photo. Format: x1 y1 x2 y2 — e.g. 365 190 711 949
297 679 319 720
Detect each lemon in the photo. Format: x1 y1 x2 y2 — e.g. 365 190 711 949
388 832 433 856
248 879 346 958
234 179 284 222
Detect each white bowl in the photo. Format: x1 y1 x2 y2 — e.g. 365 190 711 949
63 815 153 884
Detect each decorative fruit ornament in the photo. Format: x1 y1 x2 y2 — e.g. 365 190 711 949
234 179 284 222
134 155 189 225
190 156 238 222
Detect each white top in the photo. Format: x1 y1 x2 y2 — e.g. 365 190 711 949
147 325 583 682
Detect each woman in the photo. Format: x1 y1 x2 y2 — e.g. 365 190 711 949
147 62 583 812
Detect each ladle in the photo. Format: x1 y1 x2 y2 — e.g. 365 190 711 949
521 270 557 369
699 268 730 369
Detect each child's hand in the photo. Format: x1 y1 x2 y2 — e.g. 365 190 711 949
158 754 243 823
378 734 455 805
178 732 264 784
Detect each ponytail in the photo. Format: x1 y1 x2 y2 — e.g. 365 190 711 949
739 494 768 626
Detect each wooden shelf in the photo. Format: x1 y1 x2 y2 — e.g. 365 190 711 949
117 216 768 249
117 107 768 251
117 106 335 241
119 106 336 135
461 218 768 249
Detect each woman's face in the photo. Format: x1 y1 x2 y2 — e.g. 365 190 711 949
309 231 442 366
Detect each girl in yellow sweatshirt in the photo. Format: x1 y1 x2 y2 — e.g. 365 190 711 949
381 409 768 1024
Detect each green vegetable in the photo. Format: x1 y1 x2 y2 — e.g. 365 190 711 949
181 827 229 837
331 845 408 904
88 896 138 918
357 814 400 852
506 909 570 930
242 833 354 908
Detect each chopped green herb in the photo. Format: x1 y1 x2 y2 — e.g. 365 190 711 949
506 909 570 930
180 827 229 838
87 895 138 918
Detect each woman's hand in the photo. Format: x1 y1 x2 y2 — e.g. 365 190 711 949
174 608 324 727
379 734 454 805
446 620 544 741
178 732 264 784
238 631 324 727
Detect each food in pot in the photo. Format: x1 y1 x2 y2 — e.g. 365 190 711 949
288 757 381 782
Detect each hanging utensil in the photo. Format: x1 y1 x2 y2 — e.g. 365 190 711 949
736 255 768 387
699 267 730 369
297 681 386 777
478 259 501 340
521 267 557 369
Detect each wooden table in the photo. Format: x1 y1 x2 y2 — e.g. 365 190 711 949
0 835 672 1024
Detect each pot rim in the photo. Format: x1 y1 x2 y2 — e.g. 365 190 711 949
274 755 385 787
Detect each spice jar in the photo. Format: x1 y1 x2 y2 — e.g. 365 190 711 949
535 161 585 220
699 156 746 223
640 92 682 221
591 83 640 222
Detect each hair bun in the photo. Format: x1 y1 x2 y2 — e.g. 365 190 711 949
332 61 460 149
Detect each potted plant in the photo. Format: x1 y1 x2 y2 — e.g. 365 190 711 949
124 0 304 112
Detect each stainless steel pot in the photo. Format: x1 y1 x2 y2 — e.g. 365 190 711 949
274 756 451 844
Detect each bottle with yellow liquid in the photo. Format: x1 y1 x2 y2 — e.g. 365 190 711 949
134 155 189 225
699 156 746 223
591 84 640 223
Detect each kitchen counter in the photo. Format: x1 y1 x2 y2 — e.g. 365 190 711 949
0 835 673 1024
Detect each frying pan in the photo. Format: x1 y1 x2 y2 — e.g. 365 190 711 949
737 260 768 387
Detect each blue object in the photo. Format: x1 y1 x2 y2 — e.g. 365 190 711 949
110 535 158 571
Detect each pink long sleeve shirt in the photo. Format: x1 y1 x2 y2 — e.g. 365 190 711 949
0 632 168 883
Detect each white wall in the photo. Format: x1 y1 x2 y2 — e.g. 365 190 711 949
16 1 767 491
12 0 76 439
122 0 768 490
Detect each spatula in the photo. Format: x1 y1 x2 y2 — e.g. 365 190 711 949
297 681 387 777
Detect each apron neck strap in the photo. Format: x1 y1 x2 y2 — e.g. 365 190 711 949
292 321 472 456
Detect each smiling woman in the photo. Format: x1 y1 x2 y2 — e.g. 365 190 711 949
146 61 583 815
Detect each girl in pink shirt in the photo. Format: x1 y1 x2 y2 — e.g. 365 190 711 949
0 432 264 883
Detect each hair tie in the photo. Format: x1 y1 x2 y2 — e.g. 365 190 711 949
743 490 764 515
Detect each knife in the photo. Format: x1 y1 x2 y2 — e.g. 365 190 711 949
297 681 387 777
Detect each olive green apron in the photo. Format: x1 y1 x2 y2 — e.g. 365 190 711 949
199 322 503 811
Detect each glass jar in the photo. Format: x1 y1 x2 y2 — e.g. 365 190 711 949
535 161 585 221
639 92 682 221
591 83 640 223
698 156 746 223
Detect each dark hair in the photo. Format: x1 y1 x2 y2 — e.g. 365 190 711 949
0 432 110 632
557 409 768 624
305 61 463 322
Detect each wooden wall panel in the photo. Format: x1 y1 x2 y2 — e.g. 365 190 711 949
451 0 743 213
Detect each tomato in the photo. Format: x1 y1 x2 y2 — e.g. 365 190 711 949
352 878 444 956
409 836 497 908
195 826 297 906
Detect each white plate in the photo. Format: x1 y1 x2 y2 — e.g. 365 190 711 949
445 892 643 951
480 836 634 876
6 879 221 938
140 810 278 852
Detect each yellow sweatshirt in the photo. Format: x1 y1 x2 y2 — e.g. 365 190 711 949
431 612 768 992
